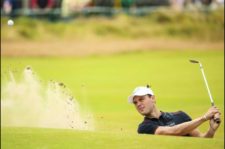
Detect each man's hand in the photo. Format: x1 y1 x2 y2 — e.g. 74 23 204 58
204 106 221 137
203 106 220 121
189 107 221 138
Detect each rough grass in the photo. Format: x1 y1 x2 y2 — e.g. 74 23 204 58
1 8 224 41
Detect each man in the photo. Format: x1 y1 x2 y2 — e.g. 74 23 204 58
128 86 221 137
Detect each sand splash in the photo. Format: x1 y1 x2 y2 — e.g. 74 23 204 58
1 66 94 130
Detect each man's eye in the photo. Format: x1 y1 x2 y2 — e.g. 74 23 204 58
133 102 137 105
140 98 144 101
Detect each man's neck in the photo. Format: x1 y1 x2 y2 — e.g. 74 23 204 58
146 107 161 119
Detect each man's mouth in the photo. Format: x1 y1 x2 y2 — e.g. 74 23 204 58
138 106 145 112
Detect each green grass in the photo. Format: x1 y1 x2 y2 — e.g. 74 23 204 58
1 50 224 148
1 127 224 149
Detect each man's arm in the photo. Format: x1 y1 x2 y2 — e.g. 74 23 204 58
155 116 206 136
190 118 220 138
155 106 220 136
189 129 215 138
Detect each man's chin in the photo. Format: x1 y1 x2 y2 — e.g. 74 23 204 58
139 111 148 116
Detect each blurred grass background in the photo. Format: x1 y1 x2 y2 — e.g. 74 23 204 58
1 8 224 41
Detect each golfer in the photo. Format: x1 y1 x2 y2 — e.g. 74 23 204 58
128 86 221 137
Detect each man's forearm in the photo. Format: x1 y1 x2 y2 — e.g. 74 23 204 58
155 116 207 135
190 128 215 138
200 128 215 138
170 116 206 136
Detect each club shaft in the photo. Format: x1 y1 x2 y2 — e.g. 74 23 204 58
199 63 214 106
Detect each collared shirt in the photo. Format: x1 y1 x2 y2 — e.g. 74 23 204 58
138 111 192 135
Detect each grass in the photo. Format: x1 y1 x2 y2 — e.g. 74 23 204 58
2 127 224 149
1 50 224 148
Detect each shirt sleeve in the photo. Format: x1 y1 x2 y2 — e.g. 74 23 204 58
138 122 158 134
179 111 192 122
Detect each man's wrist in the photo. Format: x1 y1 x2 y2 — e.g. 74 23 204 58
208 127 215 137
201 115 208 121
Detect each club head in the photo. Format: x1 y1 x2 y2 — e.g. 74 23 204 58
189 59 199 63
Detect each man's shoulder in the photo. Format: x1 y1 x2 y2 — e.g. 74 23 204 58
138 117 152 128
138 118 158 134
170 110 186 115
170 110 192 122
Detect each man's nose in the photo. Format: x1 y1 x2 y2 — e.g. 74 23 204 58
136 101 142 107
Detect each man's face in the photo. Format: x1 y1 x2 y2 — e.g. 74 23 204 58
133 95 155 116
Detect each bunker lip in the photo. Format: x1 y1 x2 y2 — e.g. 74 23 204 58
1 39 224 57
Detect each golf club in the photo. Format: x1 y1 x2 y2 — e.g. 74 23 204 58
189 59 221 124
